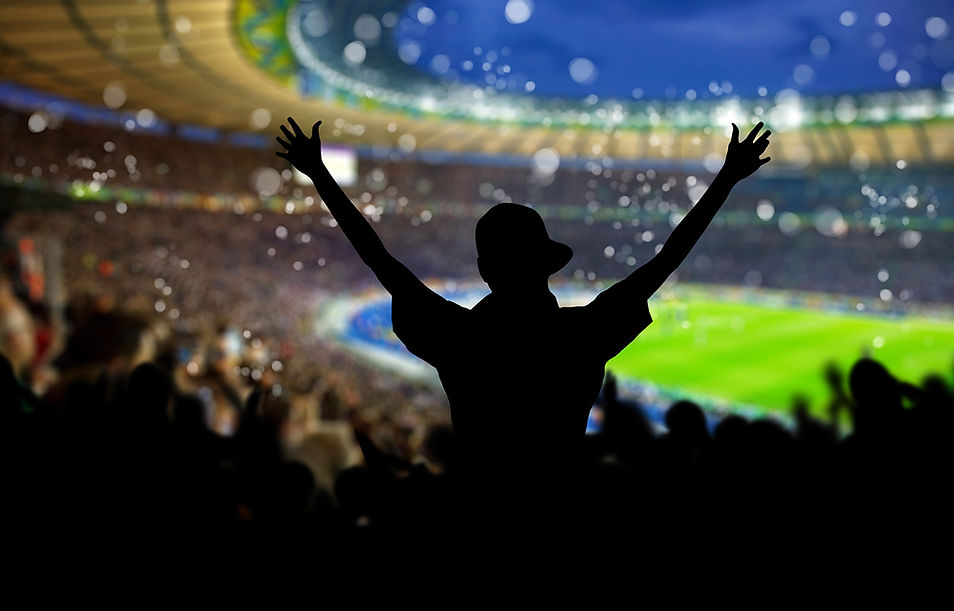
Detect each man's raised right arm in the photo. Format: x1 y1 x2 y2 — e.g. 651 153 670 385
585 122 771 357
593 122 770 307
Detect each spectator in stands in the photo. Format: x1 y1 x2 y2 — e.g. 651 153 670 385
276 117 770 497
0 279 36 383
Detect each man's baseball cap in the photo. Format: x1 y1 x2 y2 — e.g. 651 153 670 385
475 203 573 275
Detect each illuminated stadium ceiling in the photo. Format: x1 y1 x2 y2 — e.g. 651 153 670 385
1 0 953 164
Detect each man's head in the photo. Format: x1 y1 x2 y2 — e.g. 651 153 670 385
475 203 572 289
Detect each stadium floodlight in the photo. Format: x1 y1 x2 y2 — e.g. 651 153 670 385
768 91 805 132
289 145 357 187
861 104 890 123
713 99 745 134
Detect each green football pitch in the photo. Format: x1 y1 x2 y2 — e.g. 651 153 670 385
606 290 954 417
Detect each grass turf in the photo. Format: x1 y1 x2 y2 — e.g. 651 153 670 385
606 294 954 417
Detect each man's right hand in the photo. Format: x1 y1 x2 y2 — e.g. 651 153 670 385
275 117 323 176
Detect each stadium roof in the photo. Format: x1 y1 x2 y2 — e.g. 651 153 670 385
1 0 953 165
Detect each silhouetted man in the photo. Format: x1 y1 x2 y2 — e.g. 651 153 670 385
277 118 770 482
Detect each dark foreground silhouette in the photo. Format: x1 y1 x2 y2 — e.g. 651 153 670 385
3 345 952 578
277 118 770 497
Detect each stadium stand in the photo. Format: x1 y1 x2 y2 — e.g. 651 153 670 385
1 1 952 576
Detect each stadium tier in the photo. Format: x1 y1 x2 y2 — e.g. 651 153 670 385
0 0 952 163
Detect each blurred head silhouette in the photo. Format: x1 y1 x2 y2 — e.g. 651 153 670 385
848 357 902 432
475 203 572 292
849 358 899 407
665 400 709 444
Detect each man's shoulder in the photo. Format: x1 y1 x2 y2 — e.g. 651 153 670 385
391 292 470 365
392 285 470 308
391 291 471 341
564 294 653 359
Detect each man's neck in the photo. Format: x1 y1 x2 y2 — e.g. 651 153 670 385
486 286 557 309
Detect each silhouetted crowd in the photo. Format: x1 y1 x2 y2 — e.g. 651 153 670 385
3 289 952 567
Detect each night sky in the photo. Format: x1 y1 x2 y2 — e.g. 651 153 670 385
394 0 954 99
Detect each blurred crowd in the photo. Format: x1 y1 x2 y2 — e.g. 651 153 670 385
2 107 953 568
5 105 953 307
3 306 952 567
